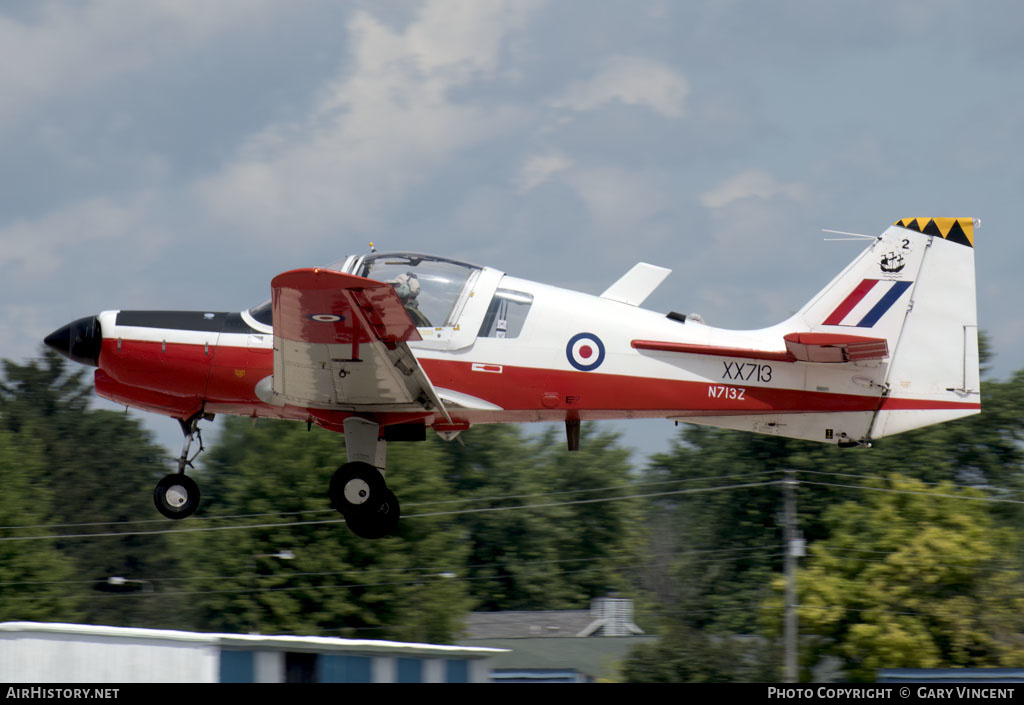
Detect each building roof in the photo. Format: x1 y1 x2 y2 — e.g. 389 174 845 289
878 668 1024 683
464 610 595 639
463 636 658 681
465 598 644 639
0 622 505 659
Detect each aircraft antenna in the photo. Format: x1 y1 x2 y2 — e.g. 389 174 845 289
821 228 876 241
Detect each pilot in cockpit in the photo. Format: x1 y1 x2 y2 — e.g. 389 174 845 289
391 272 431 327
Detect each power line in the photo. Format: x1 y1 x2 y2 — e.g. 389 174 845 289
798 479 1024 505
795 469 1024 498
0 470 782 531
0 480 782 543
5 474 1017 546
0 551 789 603
0 544 785 590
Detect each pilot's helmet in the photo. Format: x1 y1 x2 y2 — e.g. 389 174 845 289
392 272 421 301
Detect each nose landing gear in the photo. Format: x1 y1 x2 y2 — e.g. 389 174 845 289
153 412 210 520
154 473 201 519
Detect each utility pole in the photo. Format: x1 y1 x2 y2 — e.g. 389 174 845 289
783 468 802 683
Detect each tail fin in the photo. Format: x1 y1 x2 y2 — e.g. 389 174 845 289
793 218 981 438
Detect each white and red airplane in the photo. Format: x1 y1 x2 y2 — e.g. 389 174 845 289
45 217 980 538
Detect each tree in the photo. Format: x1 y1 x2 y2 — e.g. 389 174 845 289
177 415 472 643
621 622 777 682
627 359 1024 679
764 475 1024 681
639 427 831 635
0 351 192 628
446 423 642 611
0 426 80 622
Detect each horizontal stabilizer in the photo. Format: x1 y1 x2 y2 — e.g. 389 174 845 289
783 332 888 362
632 332 887 364
631 339 792 362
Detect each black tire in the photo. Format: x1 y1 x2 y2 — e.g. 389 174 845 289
154 474 200 520
328 462 386 517
346 489 400 539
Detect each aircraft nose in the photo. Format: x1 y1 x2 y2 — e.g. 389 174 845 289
44 315 102 367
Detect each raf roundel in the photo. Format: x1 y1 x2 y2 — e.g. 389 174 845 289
566 332 605 371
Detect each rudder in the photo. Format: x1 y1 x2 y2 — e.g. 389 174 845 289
870 218 981 437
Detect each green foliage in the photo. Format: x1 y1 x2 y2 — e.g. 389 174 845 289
7 339 1022 683
0 426 80 622
180 419 642 638
447 424 642 611
763 475 1024 681
640 428 808 634
628 363 1024 681
621 622 777 682
0 351 191 628
0 352 645 639
836 372 1024 491
178 415 473 643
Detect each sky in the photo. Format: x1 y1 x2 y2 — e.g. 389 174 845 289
3 0 1022 462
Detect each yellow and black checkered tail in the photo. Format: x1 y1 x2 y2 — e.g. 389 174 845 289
893 217 975 248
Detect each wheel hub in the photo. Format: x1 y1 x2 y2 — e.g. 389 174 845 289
343 478 371 505
165 485 189 507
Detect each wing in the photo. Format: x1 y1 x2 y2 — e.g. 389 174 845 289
632 332 888 364
269 268 450 417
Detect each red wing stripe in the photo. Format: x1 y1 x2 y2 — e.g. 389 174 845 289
823 279 878 326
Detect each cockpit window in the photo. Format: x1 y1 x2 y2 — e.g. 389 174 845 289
478 289 533 338
249 299 273 326
358 254 479 328
247 253 481 331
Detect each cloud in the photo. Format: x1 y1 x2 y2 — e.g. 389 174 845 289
0 1 276 131
195 0 544 241
551 55 689 118
515 152 573 192
560 166 678 254
0 195 169 280
699 168 808 209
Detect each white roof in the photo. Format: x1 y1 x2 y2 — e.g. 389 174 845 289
0 622 506 658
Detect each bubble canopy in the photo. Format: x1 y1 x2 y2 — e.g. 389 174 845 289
248 253 482 329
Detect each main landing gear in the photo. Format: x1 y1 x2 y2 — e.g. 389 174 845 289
153 412 209 520
328 417 401 539
150 412 400 538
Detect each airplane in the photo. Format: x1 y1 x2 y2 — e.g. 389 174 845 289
44 217 981 538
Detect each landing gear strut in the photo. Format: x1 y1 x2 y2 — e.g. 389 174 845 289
153 412 210 520
328 418 401 538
